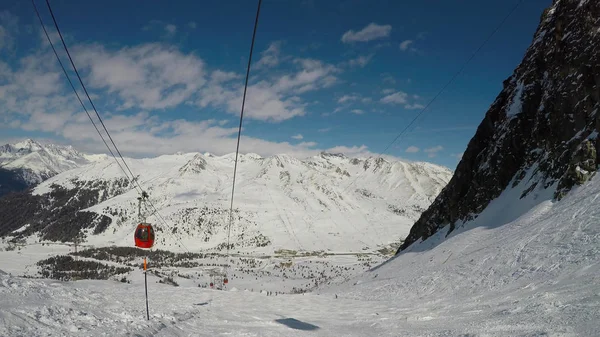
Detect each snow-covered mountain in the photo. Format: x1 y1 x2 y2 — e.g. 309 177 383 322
398 0 600 253
0 151 452 253
1 140 599 336
0 139 108 186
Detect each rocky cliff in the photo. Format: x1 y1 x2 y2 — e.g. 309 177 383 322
398 0 600 253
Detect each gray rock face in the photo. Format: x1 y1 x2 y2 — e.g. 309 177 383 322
398 0 600 253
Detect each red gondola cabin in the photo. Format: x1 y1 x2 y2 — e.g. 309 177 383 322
134 223 155 249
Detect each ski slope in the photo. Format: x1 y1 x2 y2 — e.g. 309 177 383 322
1 161 599 336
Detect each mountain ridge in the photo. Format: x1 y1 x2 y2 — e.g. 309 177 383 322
0 147 453 254
0 138 109 189
397 0 600 253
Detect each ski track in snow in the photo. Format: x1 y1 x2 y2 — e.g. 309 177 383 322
2 169 600 335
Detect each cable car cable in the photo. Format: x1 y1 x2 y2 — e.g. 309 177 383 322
337 0 525 199
34 0 192 254
44 0 140 188
225 0 263 280
31 0 137 192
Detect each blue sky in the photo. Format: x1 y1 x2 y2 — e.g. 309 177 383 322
0 0 551 169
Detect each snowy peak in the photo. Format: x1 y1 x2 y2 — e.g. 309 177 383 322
398 0 600 252
12 138 44 152
0 139 107 185
179 153 208 175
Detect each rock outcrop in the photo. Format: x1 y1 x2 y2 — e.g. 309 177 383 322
398 0 600 253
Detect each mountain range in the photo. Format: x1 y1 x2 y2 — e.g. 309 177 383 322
0 139 107 195
0 141 453 253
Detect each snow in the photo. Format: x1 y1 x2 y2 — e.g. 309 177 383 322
10 224 30 234
1 160 600 335
26 151 452 254
0 139 108 184
506 80 524 118
319 166 600 335
533 29 547 45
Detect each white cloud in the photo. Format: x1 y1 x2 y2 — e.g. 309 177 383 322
196 72 322 122
322 75 338 88
381 73 396 84
361 97 372 103
338 94 359 104
374 42 392 49
380 91 408 104
22 109 73 132
291 134 303 140
0 26 10 52
351 109 364 114
324 145 407 162
72 42 206 110
0 44 76 127
188 22 197 29
341 23 392 43
211 70 241 83
399 40 413 51
38 27 61 49
405 146 419 153
346 54 374 68
196 55 341 122
231 83 307 122
255 41 283 69
55 114 400 161
424 145 444 158
2 22 398 162
452 152 464 160
198 56 340 122
164 24 177 36
405 103 425 110
382 88 395 94
143 20 177 38
274 58 340 93
0 11 19 52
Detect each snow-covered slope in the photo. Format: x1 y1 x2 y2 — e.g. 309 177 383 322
0 139 107 185
0 150 598 336
315 162 600 335
1 151 452 253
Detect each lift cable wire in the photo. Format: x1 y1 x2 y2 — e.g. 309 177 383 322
225 0 263 273
44 0 139 188
32 0 134 190
34 0 191 253
339 0 525 197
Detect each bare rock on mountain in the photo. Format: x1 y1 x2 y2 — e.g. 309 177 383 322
398 0 600 253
